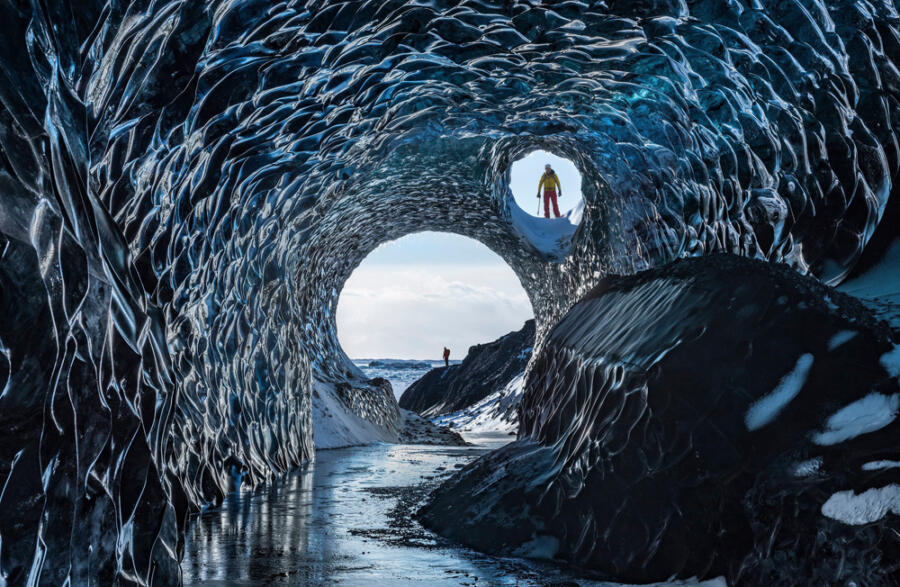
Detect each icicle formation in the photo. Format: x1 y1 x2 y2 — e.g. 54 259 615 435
0 0 897 583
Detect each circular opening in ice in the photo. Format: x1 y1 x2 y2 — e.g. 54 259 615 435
507 150 584 261
510 150 584 218
336 232 533 396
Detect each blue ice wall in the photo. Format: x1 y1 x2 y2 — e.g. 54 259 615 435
0 0 898 583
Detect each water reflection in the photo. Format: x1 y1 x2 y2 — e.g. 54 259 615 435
183 443 619 585
184 461 318 583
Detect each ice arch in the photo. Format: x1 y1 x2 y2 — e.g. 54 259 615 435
0 0 898 583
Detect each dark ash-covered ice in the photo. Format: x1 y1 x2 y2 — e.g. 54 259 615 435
400 320 534 417
420 254 899 585
1 0 899 583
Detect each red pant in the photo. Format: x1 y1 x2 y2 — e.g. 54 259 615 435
543 190 560 218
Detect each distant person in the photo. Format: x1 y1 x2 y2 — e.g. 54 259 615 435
442 347 450 367
536 163 562 218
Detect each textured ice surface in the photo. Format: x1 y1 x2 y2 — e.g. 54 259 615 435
422 255 900 585
1 0 900 583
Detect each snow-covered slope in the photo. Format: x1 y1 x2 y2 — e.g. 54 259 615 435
509 201 582 261
313 379 465 450
432 373 525 435
400 320 534 417
313 379 399 449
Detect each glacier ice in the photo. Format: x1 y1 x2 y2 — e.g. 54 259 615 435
0 0 899 583
421 255 900 584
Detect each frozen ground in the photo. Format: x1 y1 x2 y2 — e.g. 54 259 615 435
182 442 724 587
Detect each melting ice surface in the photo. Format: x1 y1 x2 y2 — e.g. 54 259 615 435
182 443 724 587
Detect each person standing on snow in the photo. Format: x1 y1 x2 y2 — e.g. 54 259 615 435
536 163 562 218
442 347 450 367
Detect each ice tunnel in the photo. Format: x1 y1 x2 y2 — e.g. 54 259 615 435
0 0 899 584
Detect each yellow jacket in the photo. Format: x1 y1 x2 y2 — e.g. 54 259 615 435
538 172 562 194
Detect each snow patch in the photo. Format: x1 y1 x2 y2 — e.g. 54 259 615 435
792 458 822 477
862 460 900 471
880 345 900 379
827 330 857 351
821 484 900 525
313 379 398 449
512 535 559 559
431 372 525 435
509 201 580 260
745 354 814 430
812 393 900 446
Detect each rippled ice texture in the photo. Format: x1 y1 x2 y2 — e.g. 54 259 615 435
0 0 898 583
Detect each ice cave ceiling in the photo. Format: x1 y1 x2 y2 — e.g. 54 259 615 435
0 0 898 583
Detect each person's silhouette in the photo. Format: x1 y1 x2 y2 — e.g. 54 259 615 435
442 347 450 367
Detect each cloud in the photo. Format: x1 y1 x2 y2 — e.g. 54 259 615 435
337 264 533 359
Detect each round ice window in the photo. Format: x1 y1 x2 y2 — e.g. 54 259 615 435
507 150 584 260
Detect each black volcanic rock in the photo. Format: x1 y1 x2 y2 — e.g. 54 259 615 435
420 255 900 585
399 320 535 418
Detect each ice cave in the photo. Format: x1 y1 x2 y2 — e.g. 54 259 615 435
0 0 899 585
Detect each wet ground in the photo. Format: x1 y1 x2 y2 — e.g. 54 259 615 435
182 437 598 586
182 437 719 586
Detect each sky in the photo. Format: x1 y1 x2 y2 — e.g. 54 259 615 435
336 150 582 360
